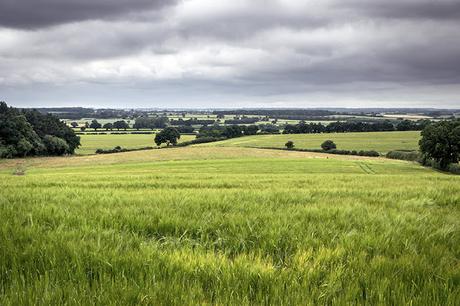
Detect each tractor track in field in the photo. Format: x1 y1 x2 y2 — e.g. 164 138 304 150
357 162 376 174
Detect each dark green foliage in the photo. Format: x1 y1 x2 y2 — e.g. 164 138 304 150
259 124 280 134
224 118 259 124
222 125 244 138
386 150 420 161
419 120 460 169
243 125 259 135
176 126 195 133
43 135 70 155
170 118 215 126
133 116 168 130
155 127 181 146
70 122 79 128
447 163 460 174
198 125 257 139
113 120 129 130
283 120 427 134
285 141 294 149
95 146 154 154
22 107 80 154
0 102 78 157
321 140 336 151
358 150 380 157
89 119 102 130
102 123 113 130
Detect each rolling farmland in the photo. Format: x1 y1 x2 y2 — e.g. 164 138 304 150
1 146 459 304
201 131 421 153
76 134 196 155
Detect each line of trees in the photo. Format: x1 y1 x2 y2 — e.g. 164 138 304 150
197 124 259 139
283 120 430 134
224 118 259 124
133 116 169 130
0 102 80 158
170 119 215 126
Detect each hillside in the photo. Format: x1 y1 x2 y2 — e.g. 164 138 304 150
1 147 459 304
199 131 421 153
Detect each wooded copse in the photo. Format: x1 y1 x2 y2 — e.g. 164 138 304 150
0 102 80 158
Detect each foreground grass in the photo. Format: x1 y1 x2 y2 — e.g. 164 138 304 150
201 131 421 153
76 134 195 155
0 148 459 304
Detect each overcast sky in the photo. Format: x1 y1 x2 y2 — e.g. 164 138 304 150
1 0 459 108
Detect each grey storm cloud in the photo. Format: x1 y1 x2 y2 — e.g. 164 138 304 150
0 0 176 29
0 0 459 108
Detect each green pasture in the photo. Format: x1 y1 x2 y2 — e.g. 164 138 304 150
76 134 196 155
201 131 421 153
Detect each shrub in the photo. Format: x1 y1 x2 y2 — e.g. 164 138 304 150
447 163 460 174
321 140 336 151
386 150 420 161
95 146 154 154
285 141 294 149
358 150 380 157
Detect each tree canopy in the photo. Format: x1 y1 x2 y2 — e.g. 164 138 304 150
419 120 460 169
321 140 337 151
0 102 80 158
154 127 181 146
113 120 129 130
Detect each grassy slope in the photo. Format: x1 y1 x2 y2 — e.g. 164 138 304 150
76 134 196 155
200 131 421 153
1 147 459 304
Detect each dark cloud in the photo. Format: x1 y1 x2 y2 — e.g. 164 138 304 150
348 0 460 20
0 0 175 29
1 0 459 108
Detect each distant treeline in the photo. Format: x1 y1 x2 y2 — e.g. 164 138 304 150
1 102 80 158
224 118 260 124
213 109 335 117
197 124 279 138
198 125 258 138
170 119 216 126
133 116 168 129
34 107 146 120
283 120 430 134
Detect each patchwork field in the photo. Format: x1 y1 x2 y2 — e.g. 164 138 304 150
76 134 196 155
201 131 421 153
1 146 459 304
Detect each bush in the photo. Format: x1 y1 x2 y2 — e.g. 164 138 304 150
285 141 294 149
321 140 336 151
386 150 420 161
95 146 154 154
447 163 460 174
358 150 380 157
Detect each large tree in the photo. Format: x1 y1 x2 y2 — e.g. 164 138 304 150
113 120 129 131
419 120 460 169
89 119 102 130
154 127 181 146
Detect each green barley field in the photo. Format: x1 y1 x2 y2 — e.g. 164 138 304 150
76 134 196 155
1 146 459 304
202 131 421 153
